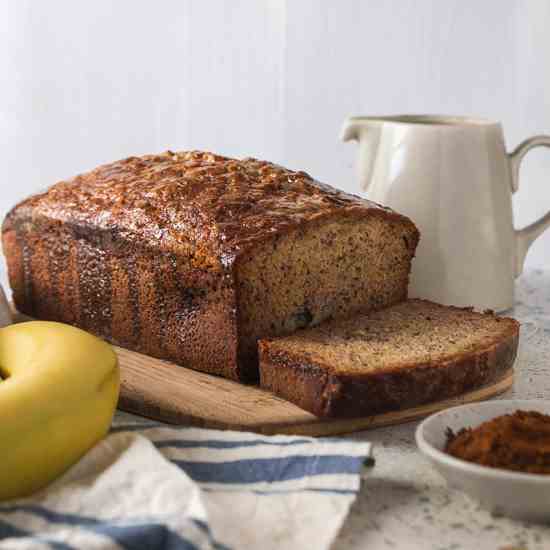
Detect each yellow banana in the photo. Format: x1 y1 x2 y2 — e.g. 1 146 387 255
0 321 119 500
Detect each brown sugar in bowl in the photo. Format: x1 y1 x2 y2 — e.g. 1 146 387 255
416 400 550 523
445 410 550 474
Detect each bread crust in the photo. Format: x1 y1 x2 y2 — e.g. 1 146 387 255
258 312 520 418
2 151 419 381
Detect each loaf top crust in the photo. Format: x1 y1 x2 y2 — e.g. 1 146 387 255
4 151 418 268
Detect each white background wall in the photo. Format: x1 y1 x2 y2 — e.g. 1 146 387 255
1 0 549 289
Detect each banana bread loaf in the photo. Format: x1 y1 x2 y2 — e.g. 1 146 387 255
259 300 519 416
2 151 419 381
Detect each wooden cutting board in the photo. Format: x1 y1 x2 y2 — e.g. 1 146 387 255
115 345 514 436
10 307 514 436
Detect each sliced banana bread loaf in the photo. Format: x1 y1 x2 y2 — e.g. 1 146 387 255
259 300 519 417
2 151 419 381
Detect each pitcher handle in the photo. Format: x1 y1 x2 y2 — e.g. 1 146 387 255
509 135 550 277
341 117 382 193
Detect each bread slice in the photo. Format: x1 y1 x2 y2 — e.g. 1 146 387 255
259 300 519 418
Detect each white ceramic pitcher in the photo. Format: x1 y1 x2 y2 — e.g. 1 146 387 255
341 115 550 311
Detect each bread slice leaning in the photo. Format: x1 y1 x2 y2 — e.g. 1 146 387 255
258 300 520 418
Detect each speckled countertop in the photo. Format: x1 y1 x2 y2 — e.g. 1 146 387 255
334 269 550 550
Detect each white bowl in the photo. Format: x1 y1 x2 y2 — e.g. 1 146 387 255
416 400 550 523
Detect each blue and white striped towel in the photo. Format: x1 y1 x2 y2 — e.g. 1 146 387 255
0 416 372 550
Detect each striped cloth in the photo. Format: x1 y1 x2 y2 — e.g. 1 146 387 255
0 419 372 550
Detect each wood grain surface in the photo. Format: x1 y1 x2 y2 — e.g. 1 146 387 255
115 345 514 436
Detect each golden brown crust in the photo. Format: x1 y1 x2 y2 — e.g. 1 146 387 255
2 222 241 379
258 308 520 418
2 151 419 381
3 151 415 266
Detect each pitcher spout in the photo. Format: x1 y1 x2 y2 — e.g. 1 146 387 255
340 116 382 193
340 117 362 142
